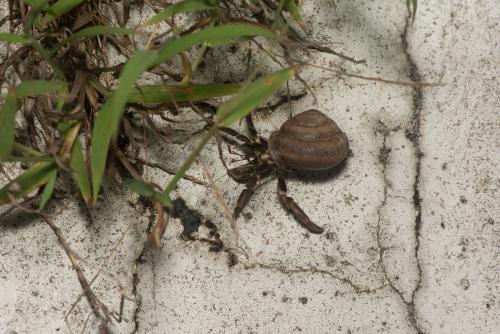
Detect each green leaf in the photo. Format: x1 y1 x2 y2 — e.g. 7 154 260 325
24 0 51 33
125 179 155 197
162 127 214 196
70 137 92 206
0 161 57 206
153 191 171 207
31 42 66 81
88 79 110 98
4 143 48 162
90 50 158 202
39 0 85 26
91 82 242 104
216 66 298 126
48 0 84 15
23 0 48 6
411 0 417 21
39 169 57 210
13 143 43 157
50 26 133 53
125 179 171 206
128 83 241 104
2 155 53 163
273 0 286 28
15 80 67 99
0 33 32 44
0 91 18 161
145 0 217 26
0 80 67 161
152 23 278 68
285 0 304 28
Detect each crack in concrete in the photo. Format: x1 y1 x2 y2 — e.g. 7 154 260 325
130 205 156 334
242 261 386 295
375 121 424 333
402 3 426 334
131 249 145 334
372 3 427 333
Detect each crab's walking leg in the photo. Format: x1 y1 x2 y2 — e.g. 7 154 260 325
234 177 257 220
246 114 267 146
277 176 324 234
214 128 229 169
246 115 258 140
219 126 253 144
232 164 274 219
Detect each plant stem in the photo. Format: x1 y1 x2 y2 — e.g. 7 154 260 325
163 125 216 196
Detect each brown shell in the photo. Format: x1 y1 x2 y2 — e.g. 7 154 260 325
268 109 349 171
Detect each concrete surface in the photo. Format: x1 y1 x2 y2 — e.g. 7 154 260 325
1 0 499 333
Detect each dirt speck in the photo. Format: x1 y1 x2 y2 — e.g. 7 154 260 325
460 278 470 290
227 252 238 268
323 254 336 267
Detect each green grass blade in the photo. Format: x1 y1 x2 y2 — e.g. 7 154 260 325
411 0 417 21
39 169 57 210
23 0 48 6
146 0 216 26
13 143 43 157
125 179 155 197
153 191 171 207
163 126 215 196
4 143 49 162
273 0 286 28
24 0 51 34
15 80 67 98
0 91 18 161
88 79 110 97
216 66 298 126
285 0 304 28
128 83 241 104
0 161 57 206
125 179 171 206
3 155 53 163
39 0 85 26
70 137 92 206
0 33 32 44
152 23 278 68
92 81 241 104
31 42 67 81
1 80 67 160
90 50 158 202
49 0 85 16
50 26 133 53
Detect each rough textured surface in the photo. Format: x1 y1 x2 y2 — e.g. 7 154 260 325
1 1 499 333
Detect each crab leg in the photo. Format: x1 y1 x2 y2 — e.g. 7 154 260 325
277 176 324 234
233 164 275 219
234 177 257 220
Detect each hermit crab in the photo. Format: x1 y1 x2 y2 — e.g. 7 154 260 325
219 109 349 234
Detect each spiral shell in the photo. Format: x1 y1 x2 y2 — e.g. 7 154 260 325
268 109 349 171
